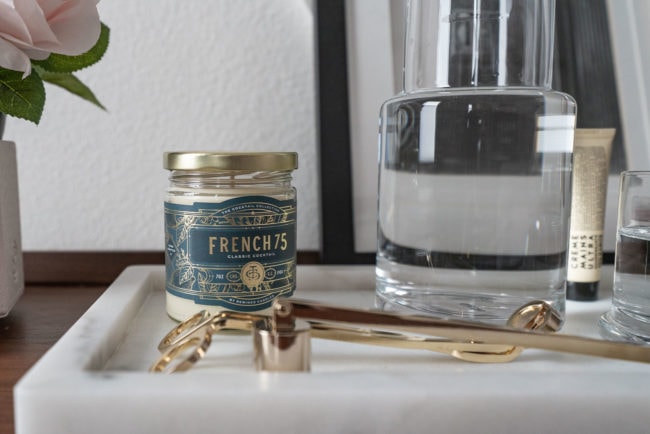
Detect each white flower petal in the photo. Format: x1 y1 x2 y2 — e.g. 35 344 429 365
41 0 100 55
0 2 33 44
14 0 60 48
0 0 101 66
0 36 32 77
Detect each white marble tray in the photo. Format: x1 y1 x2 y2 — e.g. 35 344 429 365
14 265 650 434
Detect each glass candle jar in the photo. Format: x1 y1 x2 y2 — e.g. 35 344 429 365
163 152 298 321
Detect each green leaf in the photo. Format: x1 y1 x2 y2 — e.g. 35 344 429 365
0 69 45 124
33 23 110 73
36 68 105 110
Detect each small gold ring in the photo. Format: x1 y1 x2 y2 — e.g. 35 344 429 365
153 311 268 373
150 332 212 373
158 310 213 352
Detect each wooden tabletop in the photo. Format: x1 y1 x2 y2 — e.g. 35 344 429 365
0 285 106 434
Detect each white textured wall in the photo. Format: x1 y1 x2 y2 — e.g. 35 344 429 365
4 1 319 252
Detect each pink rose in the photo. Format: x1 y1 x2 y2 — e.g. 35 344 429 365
0 0 101 77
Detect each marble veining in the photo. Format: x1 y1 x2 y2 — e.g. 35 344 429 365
14 265 650 434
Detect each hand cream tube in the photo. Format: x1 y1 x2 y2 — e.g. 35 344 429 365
567 128 616 301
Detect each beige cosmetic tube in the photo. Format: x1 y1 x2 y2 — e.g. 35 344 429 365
567 128 616 301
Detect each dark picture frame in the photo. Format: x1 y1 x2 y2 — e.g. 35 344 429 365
316 0 374 264
316 0 623 265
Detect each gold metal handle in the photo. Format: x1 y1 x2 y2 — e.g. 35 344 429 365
308 322 524 363
282 298 650 364
150 297 650 374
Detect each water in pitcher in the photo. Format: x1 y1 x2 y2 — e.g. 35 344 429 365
376 89 574 324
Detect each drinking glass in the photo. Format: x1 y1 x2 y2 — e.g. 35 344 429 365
600 171 650 343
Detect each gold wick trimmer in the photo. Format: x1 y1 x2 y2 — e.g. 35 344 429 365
150 298 650 373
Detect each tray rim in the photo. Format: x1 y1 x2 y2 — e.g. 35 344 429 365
13 265 650 434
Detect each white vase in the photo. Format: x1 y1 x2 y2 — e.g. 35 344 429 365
0 140 24 317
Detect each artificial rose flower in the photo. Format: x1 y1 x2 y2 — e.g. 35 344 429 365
0 0 101 77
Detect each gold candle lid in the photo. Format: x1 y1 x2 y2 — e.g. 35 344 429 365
164 152 298 171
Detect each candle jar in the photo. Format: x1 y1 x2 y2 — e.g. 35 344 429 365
376 0 576 324
164 152 298 321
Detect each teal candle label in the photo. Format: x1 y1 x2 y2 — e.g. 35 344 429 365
165 196 296 311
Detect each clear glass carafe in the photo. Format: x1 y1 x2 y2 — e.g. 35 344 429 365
376 0 576 324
